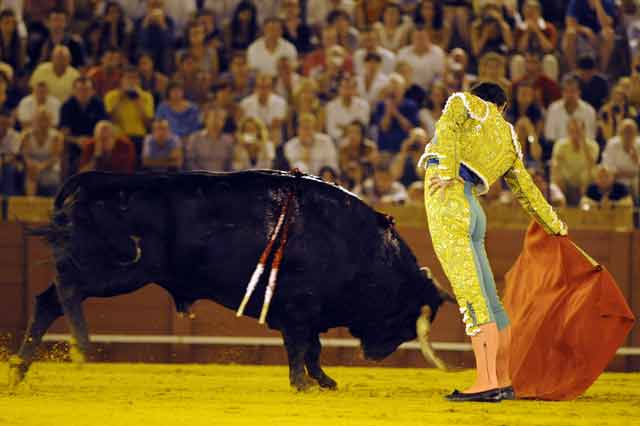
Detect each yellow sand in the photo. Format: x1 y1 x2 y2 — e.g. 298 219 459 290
1 363 639 426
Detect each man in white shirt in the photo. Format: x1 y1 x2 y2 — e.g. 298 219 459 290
545 75 597 142
17 81 61 128
240 72 288 144
353 27 396 75
397 25 445 91
247 17 298 76
326 75 370 143
602 119 640 200
284 113 339 175
356 52 389 107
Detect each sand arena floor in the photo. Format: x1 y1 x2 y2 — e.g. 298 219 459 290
1 363 639 426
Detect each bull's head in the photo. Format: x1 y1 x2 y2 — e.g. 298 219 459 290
354 266 455 370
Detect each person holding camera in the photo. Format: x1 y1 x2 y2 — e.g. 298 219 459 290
391 127 428 187
470 4 514 58
105 67 154 168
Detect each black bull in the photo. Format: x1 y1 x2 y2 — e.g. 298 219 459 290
8 170 454 391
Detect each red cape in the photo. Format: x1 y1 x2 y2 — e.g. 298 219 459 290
503 222 635 401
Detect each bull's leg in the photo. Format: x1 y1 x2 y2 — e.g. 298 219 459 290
9 284 63 390
304 334 337 390
55 285 90 365
282 327 317 391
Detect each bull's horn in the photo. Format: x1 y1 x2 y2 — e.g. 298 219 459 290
416 305 448 371
420 267 456 304
118 235 142 267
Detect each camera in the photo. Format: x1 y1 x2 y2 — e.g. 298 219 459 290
125 89 139 99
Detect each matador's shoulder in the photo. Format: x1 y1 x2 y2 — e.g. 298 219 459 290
442 92 491 123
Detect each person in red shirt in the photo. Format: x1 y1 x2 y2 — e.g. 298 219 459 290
78 120 136 173
86 49 124 99
512 51 561 108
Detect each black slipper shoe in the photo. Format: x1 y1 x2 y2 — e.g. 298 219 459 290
445 388 502 402
500 386 516 401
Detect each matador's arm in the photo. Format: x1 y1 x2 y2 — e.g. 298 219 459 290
431 94 468 180
504 157 567 235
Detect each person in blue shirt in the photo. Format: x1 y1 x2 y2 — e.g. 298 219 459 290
155 81 202 141
371 73 420 153
562 0 616 71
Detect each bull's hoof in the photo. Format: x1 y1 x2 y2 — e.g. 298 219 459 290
316 375 338 390
7 356 26 392
69 341 87 366
291 374 318 392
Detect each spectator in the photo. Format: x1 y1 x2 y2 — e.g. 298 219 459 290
307 0 356 29
194 9 226 69
413 0 450 49
515 112 545 168
30 45 80 102
240 72 287 145
247 17 297 76
0 70 18 112
328 9 359 52
78 121 136 173
160 0 197 35
172 53 201 103
87 48 124 98
442 0 473 48
353 26 396 75
397 25 446 91
530 166 567 207
303 25 354 78
209 80 240 134
221 52 255 102
374 3 412 52
391 126 429 187
602 118 640 201
156 81 201 140
354 152 408 204
563 0 616 71
17 81 60 128
511 0 559 82
274 55 301 102
512 51 561 108
443 48 477 93
470 3 514 58
225 1 260 51
477 52 511 95
31 8 85 69
598 83 637 144
315 44 351 101
356 52 389 107
628 53 640 108
354 0 387 30
281 0 314 54
186 108 234 172
551 117 600 205
59 76 108 175
575 54 609 111
339 120 378 177
419 80 449 138
179 21 219 78
233 116 276 170
319 165 340 183
105 67 155 163
21 107 63 196
288 78 326 138
283 113 338 175
134 0 175 74
0 9 26 73
0 107 22 195
96 2 132 54
326 75 370 143
545 74 597 143
372 73 420 152
83 20 104 67
580 165 634 208
137 52 168 106
142 119 183 171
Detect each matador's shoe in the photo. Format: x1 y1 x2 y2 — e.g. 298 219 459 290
500 386 516 401
445 388 502 402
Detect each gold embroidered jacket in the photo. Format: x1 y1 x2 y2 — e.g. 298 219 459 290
419 91 567 235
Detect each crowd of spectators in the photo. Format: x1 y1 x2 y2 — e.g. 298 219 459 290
0 0 639 211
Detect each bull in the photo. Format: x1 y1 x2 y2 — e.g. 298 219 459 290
8 170 453 391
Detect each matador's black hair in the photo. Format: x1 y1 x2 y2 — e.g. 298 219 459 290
470 81 508 108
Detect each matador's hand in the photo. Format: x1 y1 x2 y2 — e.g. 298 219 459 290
429 176 455 200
